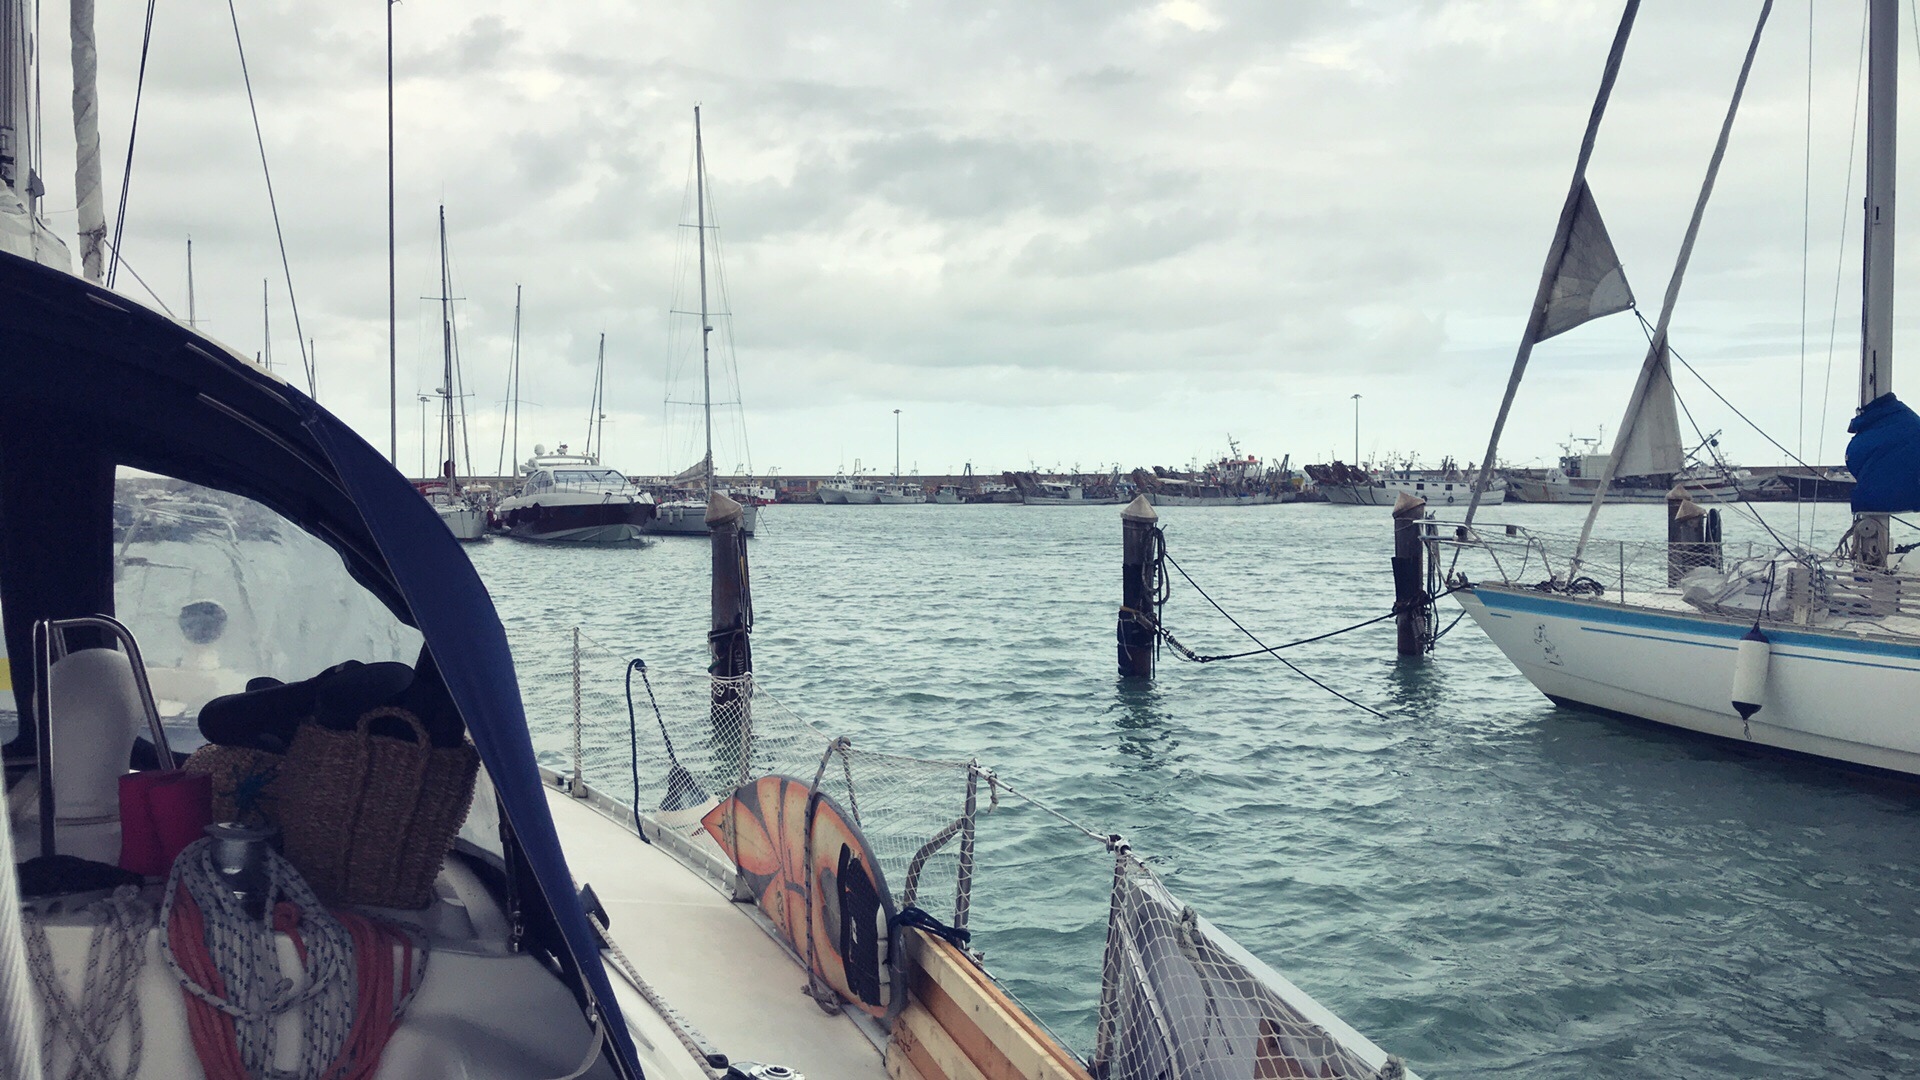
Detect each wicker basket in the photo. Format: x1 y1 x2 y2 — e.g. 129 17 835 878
275 707 480 909
181 743 285 826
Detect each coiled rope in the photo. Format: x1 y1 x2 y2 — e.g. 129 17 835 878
159 838 425 1080
21 886 153 1080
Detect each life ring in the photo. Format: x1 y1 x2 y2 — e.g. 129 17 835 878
1446 494 1455 505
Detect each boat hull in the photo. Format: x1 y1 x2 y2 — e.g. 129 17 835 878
646 501 759 536
495 497 655 544
1506 477 1736 504
1457 583 1920 777
435 503 488 541
1321 479 1506 506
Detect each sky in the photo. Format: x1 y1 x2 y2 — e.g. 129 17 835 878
20 0 1914 478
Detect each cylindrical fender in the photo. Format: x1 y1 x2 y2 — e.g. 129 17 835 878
1730 624 1771 724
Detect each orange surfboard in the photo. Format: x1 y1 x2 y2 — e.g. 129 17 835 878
702 775 896 1017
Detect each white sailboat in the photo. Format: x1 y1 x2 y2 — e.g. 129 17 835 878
1448 0 1920 778
424 207 487 542
648 106 759 538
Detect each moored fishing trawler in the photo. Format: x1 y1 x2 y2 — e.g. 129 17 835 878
1131 443 1294 506
1306 459 1507 507
1443 0 1920 779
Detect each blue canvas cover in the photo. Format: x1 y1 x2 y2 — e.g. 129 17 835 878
1848 392 1920 512
0 250 641 1077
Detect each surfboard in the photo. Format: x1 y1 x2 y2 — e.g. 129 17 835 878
701 774 896 1017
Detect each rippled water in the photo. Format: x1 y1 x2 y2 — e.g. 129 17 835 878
472 501 1920 1080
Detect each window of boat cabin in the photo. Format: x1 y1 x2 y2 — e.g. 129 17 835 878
108 469 424 749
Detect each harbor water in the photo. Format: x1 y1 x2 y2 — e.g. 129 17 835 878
474 501 1920 1080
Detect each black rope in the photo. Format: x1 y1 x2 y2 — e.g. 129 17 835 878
624 659 650 840
105 0 159 289
1158 550 1390 719
891 904 971 949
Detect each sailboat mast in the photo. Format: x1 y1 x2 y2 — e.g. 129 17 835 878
438 205 457 489
261 278 271 372
590 332 606 463
1857 0 1897 567
696 105 713 501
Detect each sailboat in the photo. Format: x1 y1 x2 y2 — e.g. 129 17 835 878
420 207 487 542
648 107 760 538
1447 0 1920 779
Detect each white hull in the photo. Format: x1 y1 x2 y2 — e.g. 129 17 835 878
876 492 925 504
843 489 881 505
1507 476 1736 504
818 488 849 504
932 492 961 504
646 501 759 536
435 503 488 541
1457 584 1920 777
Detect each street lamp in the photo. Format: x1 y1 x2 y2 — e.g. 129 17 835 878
1351 394 1361 466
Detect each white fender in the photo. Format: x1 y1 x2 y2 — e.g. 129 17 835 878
1730 625 1771 725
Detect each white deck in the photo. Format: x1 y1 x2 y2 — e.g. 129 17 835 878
544 784 891 1079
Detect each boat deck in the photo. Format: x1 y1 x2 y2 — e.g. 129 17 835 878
543 783 890 1080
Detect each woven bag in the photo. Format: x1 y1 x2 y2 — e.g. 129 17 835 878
276 706 480 909
181 743 285 826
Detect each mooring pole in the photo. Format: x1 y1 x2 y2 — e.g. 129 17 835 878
1392 493 1430 655
1666 484 1707 585
1118 495 1160 679
708 490 753 726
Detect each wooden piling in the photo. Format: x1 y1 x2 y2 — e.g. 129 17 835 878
1666 484 1715 585
1392 493 1429 656
1118 495 1159 679
708 490 752 726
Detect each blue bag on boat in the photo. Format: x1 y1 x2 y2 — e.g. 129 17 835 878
1848 392 1920 512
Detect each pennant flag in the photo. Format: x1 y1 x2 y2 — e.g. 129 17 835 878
1538 182 1634 341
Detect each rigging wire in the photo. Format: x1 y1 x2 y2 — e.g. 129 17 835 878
1798 0 1814 542
1811 7 1872 541
98 238 175 317
225 0 313 397
104 0 157 290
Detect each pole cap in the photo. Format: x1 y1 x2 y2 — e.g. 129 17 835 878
1391 492 1426 516
1122 494 1158 521
706 491 743 525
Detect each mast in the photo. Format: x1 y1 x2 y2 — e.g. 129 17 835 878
70 0 104 281
695 105 713 501
1463 1 1640 526
1856 0 1897 567
588 332 606 463
437 205 457 491
261 278 271 372
387 0 397 465
185 236 195 328
498 284 521 478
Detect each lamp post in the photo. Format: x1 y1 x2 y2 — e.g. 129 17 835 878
418 393 431 480
1351 394 1362 466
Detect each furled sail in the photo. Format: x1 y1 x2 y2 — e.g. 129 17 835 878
1847 392 1920 512
1538 182 1635 341
671 454 713 487
1610 343 1683 476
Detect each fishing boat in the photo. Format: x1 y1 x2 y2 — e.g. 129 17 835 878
1134 444 1293 506
1445 0 1920 779
422 207 487 542
932 484 963 504
645 107 761 539
1306 460 1507 507
876 482 926 505
1502 443 1734 504
494 446 656 543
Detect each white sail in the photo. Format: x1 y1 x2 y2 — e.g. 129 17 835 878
1610 344 1684 476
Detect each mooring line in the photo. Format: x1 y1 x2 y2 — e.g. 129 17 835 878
1157 551 1396 719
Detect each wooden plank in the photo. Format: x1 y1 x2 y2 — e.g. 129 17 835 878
892 1000 978 1080
898 929 1094 1080
886 1022 936 1080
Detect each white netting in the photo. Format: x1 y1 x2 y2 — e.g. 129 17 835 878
1095 851 1403 1080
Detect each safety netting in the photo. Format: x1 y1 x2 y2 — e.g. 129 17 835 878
1094 850 1404 1080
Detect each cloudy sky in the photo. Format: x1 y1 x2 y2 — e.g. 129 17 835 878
24 0 1911 478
